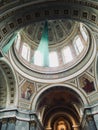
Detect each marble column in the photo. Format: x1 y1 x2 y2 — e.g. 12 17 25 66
15 120 29 130
1 119 8 130
7 117 16 130
86 115 97 130
30 120 37 130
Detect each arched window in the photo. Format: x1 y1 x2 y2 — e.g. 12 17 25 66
74 36 84 55
62 46 73 63
49 51 59 67
15 33 21 50
80 24 88 42
34 50 43 66
21 43 30 61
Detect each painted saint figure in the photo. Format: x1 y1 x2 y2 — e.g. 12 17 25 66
25 87 32 100
82 77 95 93
22 86 32 100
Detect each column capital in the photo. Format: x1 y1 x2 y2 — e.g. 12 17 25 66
85 108 92 115
8 117 16 123
86 115 94 121
30 120 37 127
2 118 8 124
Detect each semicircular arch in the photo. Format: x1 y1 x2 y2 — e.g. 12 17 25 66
31 84 89 111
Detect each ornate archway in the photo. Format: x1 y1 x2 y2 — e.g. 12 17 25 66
32 84 88 129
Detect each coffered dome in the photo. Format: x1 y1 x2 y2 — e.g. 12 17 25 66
9 19 93 82
14 20 89 69
22 19 75 46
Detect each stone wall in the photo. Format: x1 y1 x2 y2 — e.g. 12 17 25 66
0 109 44 130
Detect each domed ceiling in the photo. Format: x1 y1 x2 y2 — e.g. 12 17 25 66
22 19 76 46
10 19 92 82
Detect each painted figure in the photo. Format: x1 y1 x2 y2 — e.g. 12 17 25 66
82 77 95 93
25 87 32 100
21 86 32 100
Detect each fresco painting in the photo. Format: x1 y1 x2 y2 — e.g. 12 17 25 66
79 74 95 94
21 81 35 100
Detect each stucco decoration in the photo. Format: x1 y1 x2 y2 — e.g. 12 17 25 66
16 73 25 85
65 78 77 87
23 19 75 46
0 59 17 108
87 62 95 77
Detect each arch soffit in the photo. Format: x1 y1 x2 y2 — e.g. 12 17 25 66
31 84 89 111
0 58 18 107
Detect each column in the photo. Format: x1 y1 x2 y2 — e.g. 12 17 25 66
30 120 36 130
15 120 29 130
86 115 97 130
1 118 8 130
7 117 16 130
